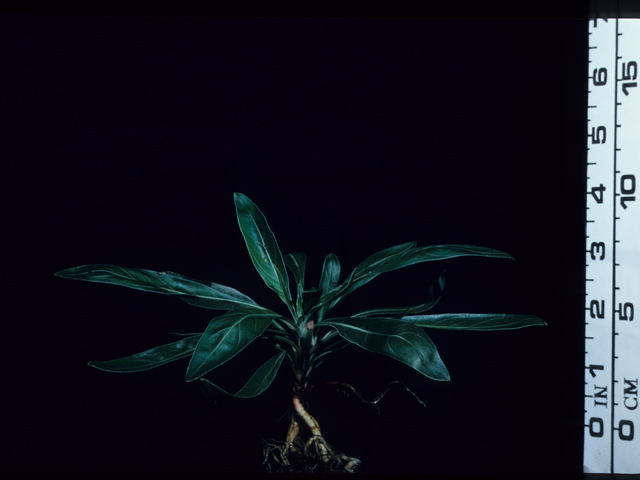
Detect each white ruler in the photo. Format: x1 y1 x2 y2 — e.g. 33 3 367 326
585 18 640 474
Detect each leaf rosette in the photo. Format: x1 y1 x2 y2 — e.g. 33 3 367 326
55 193 545 398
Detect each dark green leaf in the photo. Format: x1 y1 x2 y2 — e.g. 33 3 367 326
234 193 292 311
199 351 286 398
401 313 547 330
389 244 513 269
88 335 202 373
353 270 446 318
186 307 279 382
319 253 341 294
180 297 242 310
172 274 259 309
319 244 511 315
317 253 340 321
315 242 415 315
55 265 260 310
350 241 418 280
352 302 436 319
285 252 306 289
321 317 450 381
285 252 307 317
300 287 322 320
350 244 509 293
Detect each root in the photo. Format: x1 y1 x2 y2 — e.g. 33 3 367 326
263 396 361 473
263 381 423 472
263 433 360 473
313 380 427 414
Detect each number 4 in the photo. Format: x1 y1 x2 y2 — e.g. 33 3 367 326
589 184 606 204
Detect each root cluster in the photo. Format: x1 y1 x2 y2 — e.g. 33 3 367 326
262 381 424 473
262 403 360 473
263 423 360 472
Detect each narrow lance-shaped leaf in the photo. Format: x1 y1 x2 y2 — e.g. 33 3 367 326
88 334 202 373
401 313 547 331
55 265 261 310
337 242 417 305
317 253 340 321
351 244 509 297
234 193 293 312
353 269 446 318
199 351 286 398
319 243 512 316
350 241 419 279
320 317 450 381
313 242 415 318
284 252 307 318
186 306 280 382
178 278 260 310
319 253 341 294
300 288 322 321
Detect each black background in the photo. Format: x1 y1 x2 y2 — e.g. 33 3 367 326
6 6 589 475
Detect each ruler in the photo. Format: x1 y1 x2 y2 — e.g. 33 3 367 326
585 18 640 474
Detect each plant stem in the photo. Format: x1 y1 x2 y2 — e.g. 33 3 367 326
292 396 331 463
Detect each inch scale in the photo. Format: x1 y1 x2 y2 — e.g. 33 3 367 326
585 18 640 474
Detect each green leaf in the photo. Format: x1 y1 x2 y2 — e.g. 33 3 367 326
317 242 416 311
321 317 450 381
353 270 446 318
319 253 341 294
186 307 279 382
317 253 340 321
179 277 261 310
401 313 547 330
199 351 286 398
234 193 293 311
285 252 306 289
55 265 260 310
285 252 307 317
352 302 434 319
350 241 418 281
88 334 202 373
315 242 415 315
319 243 511 315
392 244 513 267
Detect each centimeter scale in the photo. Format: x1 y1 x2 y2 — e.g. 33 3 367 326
585 18 639 474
